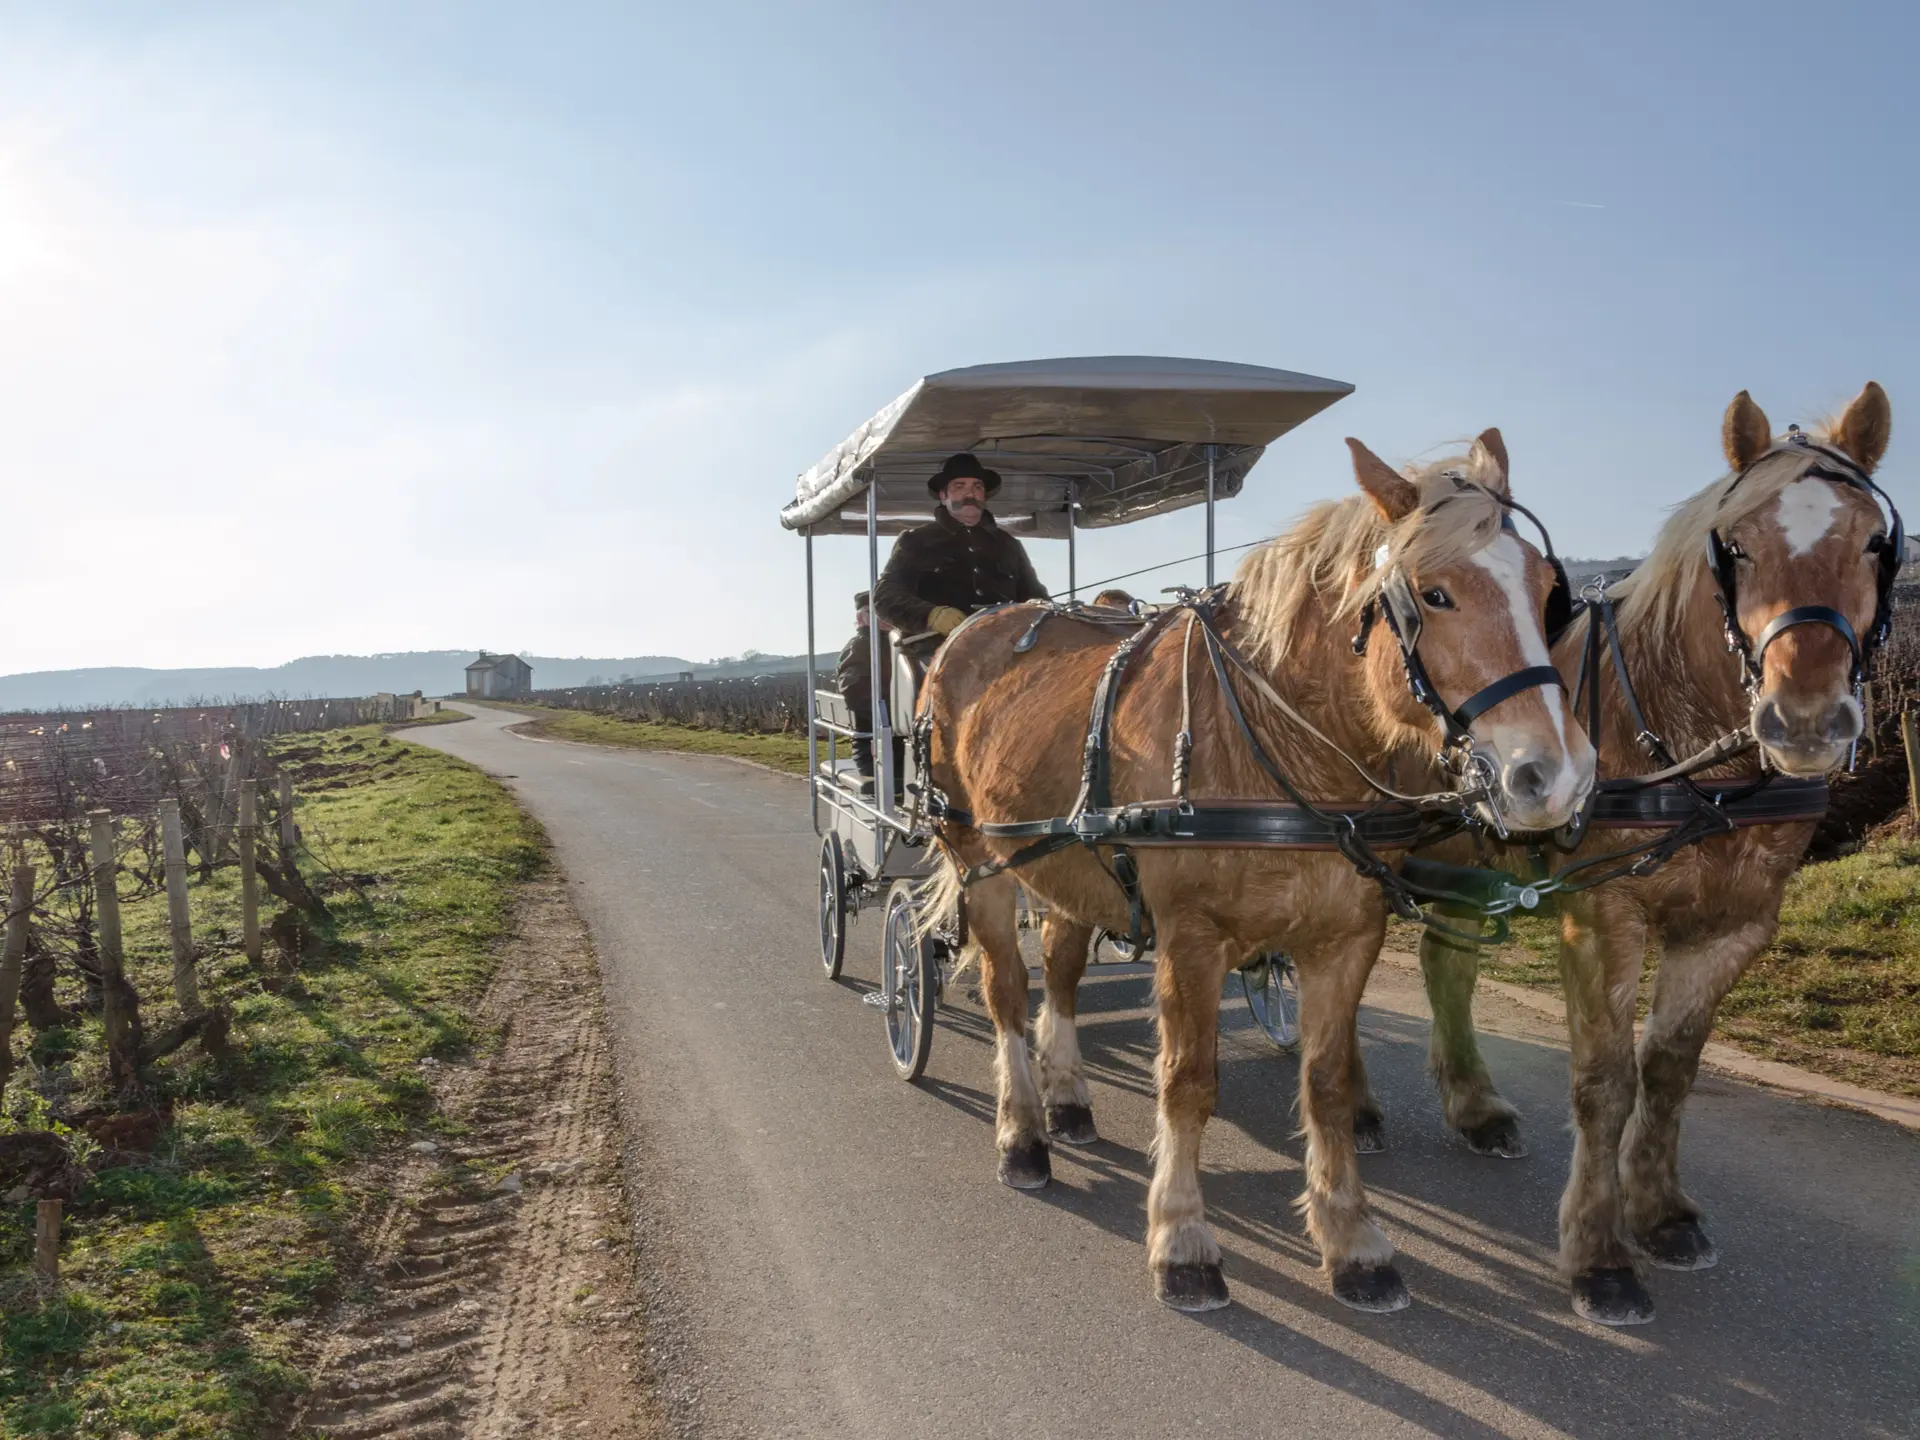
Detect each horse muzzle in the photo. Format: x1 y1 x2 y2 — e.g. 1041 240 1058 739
1464 735 1595 835
1752 690 1862 776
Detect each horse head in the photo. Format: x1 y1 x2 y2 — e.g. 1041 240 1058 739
1347 430 1596 833
1709 384 1897 775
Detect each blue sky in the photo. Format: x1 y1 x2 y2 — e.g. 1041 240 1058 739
0 2 1911 669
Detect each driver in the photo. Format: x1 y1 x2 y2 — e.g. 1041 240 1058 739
872 452 1049 653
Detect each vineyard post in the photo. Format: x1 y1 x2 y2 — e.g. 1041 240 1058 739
0 863 34 1096
87 810 140 1084
278 774 297 856
213 739 245 862
159 799 200 1014
34 1199 61 1283
1904 710 1920 828
239 781 261 963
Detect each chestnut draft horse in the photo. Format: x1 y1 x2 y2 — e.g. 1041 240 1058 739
918 432 1595 1312
1413 384 1899 1325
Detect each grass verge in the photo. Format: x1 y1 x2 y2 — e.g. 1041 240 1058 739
1 726 542 1437
493 704 808 775
1404 831 1920 1098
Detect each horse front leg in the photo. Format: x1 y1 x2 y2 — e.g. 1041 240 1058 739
1296 928 1408 1312
1557 900 1655 1325
968 871 1050 1190
1419 908 1526 1157
1033 910 1098 1145
1350 1020 1387 1154
1145 919 1236 1311
1621 918 1772 1272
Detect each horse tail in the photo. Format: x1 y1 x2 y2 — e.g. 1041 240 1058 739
915 839 966 942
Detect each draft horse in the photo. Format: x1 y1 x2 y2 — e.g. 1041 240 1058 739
1414 383 1899 1324
919 432 1595 1312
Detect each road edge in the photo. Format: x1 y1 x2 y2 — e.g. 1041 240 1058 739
1377 947 1920 1132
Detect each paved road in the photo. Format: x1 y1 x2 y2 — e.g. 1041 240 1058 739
415 705 1920 1439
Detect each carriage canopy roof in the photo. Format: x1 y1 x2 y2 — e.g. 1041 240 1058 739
780 356 1353 538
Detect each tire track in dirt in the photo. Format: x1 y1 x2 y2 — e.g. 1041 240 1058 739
301 875 661 1440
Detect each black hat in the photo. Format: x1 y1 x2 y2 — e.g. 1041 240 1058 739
927 452 1002 498
854 590 871 608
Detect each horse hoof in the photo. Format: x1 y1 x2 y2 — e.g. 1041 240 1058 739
1155 1262 1231 1312
1571 1267 1655 1326
1331 1262 1410 1313
1461 1115 1528 1159
997 1139 1051 1191
1044 1103 1098 1146
1353 1117 1388 1154
1641 1217 1718 1271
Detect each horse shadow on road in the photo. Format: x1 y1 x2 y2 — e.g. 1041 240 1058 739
914 965 1920 1438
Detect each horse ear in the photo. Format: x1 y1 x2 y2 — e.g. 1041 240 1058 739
1468 427 1510 496
1830 381 1891 474
1346 438 1419 521
1722 391 1773 470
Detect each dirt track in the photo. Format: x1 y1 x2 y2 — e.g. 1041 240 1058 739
300 873 663 1439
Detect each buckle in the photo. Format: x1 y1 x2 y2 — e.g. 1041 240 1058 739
1071 811 1115 840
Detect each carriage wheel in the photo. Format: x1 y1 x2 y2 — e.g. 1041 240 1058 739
1242 953 1301 1051
880 880 936 1081
818 833 847 979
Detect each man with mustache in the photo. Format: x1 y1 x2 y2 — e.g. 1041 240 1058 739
871 452 1049 658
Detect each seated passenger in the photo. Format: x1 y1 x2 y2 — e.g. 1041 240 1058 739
835 590 903 797
872 452 1049 658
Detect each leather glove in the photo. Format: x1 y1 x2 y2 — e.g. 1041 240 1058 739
927 606 967 636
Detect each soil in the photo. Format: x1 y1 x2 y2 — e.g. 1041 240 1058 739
298 875 663 1440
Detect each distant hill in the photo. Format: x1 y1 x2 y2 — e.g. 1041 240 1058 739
1563 556 1643 591
0 649 851 713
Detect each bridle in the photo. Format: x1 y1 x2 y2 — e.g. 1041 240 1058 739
1706 428 1905 695
1352 481 1569 812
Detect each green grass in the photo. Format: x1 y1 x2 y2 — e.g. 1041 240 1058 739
501 704 809 774
1 727 542 1437
1402 834 1920 1097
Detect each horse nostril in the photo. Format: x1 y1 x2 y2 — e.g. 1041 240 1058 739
1823 702 1863 745
1754 699 1789 747
1507 759 1552 805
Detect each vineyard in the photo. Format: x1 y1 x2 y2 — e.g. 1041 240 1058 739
528 673 809 734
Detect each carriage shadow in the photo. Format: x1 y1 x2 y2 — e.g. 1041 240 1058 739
926 966 1920 1437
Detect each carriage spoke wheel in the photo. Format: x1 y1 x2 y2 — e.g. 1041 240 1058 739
880 880 936 1081
1242 953 1301 1051
818 834 847 979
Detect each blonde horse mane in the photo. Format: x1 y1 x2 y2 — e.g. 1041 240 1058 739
1609 428 1855 644
1231 451 1509 670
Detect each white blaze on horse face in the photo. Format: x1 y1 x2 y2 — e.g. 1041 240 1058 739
1776 480 1842 557
1470 534 1567 751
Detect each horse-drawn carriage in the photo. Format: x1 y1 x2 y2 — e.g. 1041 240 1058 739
780 356 1354 1077
779 357 1903 1326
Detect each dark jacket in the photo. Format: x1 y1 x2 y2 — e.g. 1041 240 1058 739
836 626 891 719
872 506 1049 638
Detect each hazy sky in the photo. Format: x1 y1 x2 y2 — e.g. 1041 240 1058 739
1 2 1911 671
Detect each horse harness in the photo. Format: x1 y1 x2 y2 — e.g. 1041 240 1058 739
1706 428 1904 693
1510 432 1904 895
920 493 1573 946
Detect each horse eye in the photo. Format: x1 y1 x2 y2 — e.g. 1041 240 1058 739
1421 587 1454 610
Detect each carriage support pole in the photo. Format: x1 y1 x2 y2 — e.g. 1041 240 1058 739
1205 444 1217 587
868 481 890 875
805 530 819 836
1067 498 1077 599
